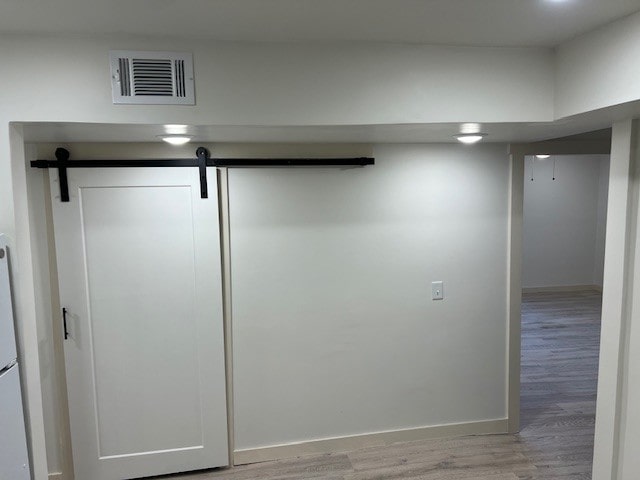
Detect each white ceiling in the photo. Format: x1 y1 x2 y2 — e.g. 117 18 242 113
2 0 640 47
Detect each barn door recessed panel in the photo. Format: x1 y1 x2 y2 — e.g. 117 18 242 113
81 186 202 457
51 168 227 480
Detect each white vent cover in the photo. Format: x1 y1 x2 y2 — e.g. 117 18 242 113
109 51 195 105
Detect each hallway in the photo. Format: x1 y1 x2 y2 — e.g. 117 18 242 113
519 290 601 479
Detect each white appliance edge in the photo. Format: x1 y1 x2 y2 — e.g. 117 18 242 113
0 234 31 480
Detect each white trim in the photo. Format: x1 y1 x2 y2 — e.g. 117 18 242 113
506 151 524 434
522 284 603 294
48 473 64 480
217 167 235 467
508 139 613 441
233 419 508 465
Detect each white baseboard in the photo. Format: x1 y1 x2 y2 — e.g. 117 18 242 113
48 473 64 480
233 418 508 465
522 284 602 294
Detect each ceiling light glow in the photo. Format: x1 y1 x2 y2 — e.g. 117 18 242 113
535 154 551 159
455 133 487 144
159 135 193 145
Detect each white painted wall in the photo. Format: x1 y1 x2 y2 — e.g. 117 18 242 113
230 143 509 450
522 154 609 289
619 203 640 480
592 120 640 480
595 158 610 286
0 34 554 129
609 121 640 480
556 10 640 119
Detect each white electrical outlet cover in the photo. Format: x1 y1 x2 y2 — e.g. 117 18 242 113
431 281 444 300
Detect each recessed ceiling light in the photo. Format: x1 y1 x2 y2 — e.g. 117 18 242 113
459 123 482 134
163 124 189 135
158 135 193 145
455 133 487 144
535 154 551 159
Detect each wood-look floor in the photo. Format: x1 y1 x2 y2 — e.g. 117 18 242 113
163 291 601 480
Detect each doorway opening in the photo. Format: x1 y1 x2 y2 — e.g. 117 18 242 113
519 152 610 478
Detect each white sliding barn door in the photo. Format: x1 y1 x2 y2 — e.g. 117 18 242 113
50 167 228 480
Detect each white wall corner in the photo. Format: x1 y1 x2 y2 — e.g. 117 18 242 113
555 11 640 119
9 124 49 479
592 119 637 480
615 120 640 480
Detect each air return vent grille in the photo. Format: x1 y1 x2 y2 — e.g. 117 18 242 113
109 51 195 105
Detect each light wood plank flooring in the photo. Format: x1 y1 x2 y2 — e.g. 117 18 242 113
160 291 601 480
518 290 601 479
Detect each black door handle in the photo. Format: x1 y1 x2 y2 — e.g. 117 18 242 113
62 307 69 340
